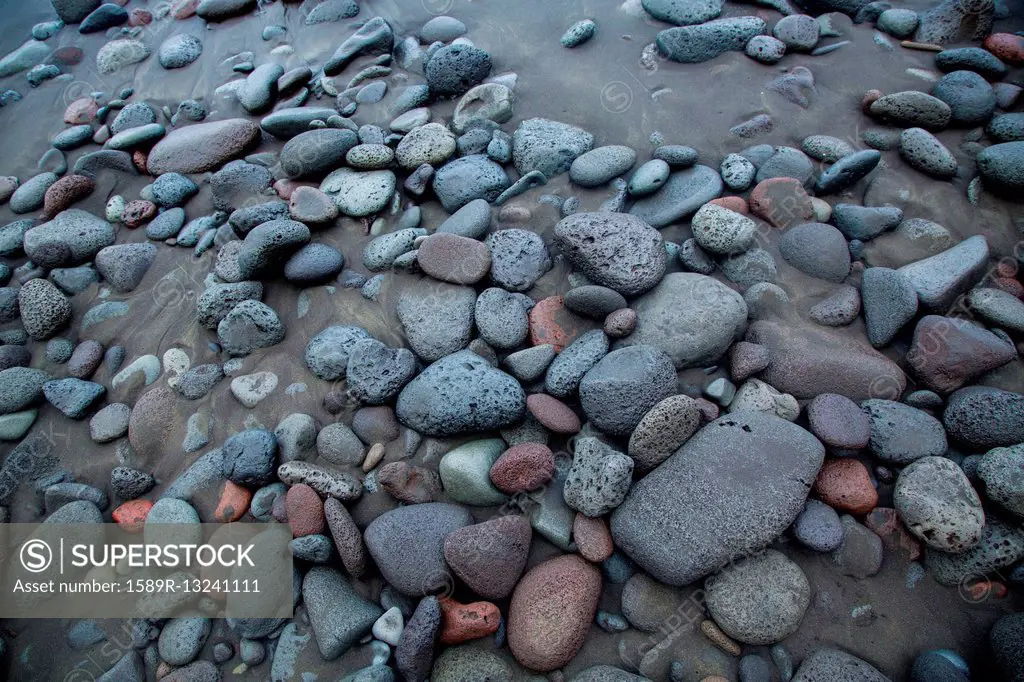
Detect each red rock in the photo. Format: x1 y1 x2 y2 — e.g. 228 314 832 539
325 497 367 577
121 200 157 228
132 150 148 174
50 46 84 67
439 597 501 644
172 0 200 18
273 179 316 200
695 397 720 422
64 97 98 124
995 261 1017 278
42 174 95 219
966 579 1008 601
573 514 613 563
984 33 1024 65
908 315 1016 393
128 8 152 25
991 277 1024 300
528 295 596 351
443 515 532 599
417 233 492 285
748 177 814 228
813 458 878 514
285 483 324 537
490 443 555 494
526 393 580 434
709 196 749 214
214 480 251 522
508 554 602 672
113 499 152 532
864 507 921 560
378 461 442 504
862 89 883 114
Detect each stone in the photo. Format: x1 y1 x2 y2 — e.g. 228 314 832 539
417 233 491 285
628 159 671 196
791 648 890 682
96 39 150 74
158 34 203 69
425 44 492 96
395 123 457 170
94 243 156 292
931 70 995 126
196 282 262 329
43 378 105 419
705 549 810 645
869 91 952 130
512 118 594 179
806 393 870 449
147 119 260 174
943 386 1024 450
778 222 851 282
746 35 787 63
813 458 878 514
303 567 383 659
305 325 371 381
899 127 958 178
656 17 768 63
978 445 1024 516
281 128 358 179
545 329 609 398
629 165 723 228
490 443 555 493
474 288 529 349
691 203 756 255
396 283 475 362
316 422 365 466
793 499 844 552
977 141 1024 192
444 515 532 599
925 517 1024 586
486 229 552 292
773 14 820 51
284 243 344 284
894 456 984 553
907 316 1014 393
305 0 359 23
815 149 881 194
217 300 285 357
578 345 677 435
19 279 71 340
862 399 947 464
237 219 310 279
439 439 508 506
51 0 101 23
261 107 338 139
432 155 510 212
967 288 1024 333
563 437 634 516
748 177 814 229
347 339 417 405
570 146 637 187
554 212 666 296
897 235 988 311
396 350 526 437
158 617 210 666
612 411 824 585
619 273 747 369
861 267 918 347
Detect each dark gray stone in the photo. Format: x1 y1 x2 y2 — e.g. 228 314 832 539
578 345 677 435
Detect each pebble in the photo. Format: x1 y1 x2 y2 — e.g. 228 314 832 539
229 370 278 407
773 14 820 51
417 233 491 284
792 648 890 681
303 566 382 659
513 118 594 178
869 90 951 130
486 228 552 291
217 300 285 356
561 19 597 48
158 34 203 69
425 44 492 96
96 39 150 74
877 8 919 37
745 35 786 63
863 399 947 464
793 499 845 551
943 386 1024 450
977 141 1024 191
396 283 474 362
421 15 467 42
570 145 637 187
656 17 768 63
894 456 984 553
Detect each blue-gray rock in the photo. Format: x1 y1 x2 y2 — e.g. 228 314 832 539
931 70 995 126
869 91 951 130
228 200 289 235
158 616 210 666
503 344 557 382
773 14 820 50
612 411 824 585
485 228 552 292
425 44 491 96
217 300 285 356
51 0 101 23
158 34 203 69
832 204 902 241
280 128 358 179
792 499 844 551
94 242 156 292
290 534 334 562
210 160 272 212
260 107 338 139
362 228 425 270
324 17 394 76
653 145 698 167
861 267 918 347
643 0 723 25
894 456 984 553
396 596 441 682
432 155 510 212
284 243 344 284
346 339 417 405
151 173 198 207
475 288 529 349
79 4 127 33
791 648 890 681
321 168 396 217
9 172 58 214
0 40 52 77
176 364 224 400
396 283 476 362
656 17 767 63
545 330 609 399
563 437 634 516
438 198 491 238
778 222 851 282
876 8 918 37
966 287 1024 333
396 350 526 436
221 428 277 486
305 325 371 381
197 281 262 329
935 47 1007 80
237 219 310 279
554 212 666 296
365 503 473 595
196 0 256 20
987 113 1024 143
896 234 988 310
303 566 383 659
512 118 594 179
862 399 947 463
19 278 72 340
815 149 881 194
89 403 130 443
52 125 94 151
977 141 1024 192
569 146 637 187
561 19 597 47
564 286 628 319
629 165 722 227
578 345 677 435
943 386 1024 450
305 0 359 23
43 377 105 419
755 146 814 185
110 466 154 499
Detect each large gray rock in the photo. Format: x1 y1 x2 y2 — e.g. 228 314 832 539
656 17 767 63
512 118 594 179
146 119 260 174
304 325 371 381
51 0 101 23
778 222 851 282
432 155 510 213
924 517 1024 586
578 345 677 436
611 411 824 585
396 350 526 437
861 267 918 347
563 438 634 517
303 567 383 660
24 209 115 267
792 648 891 682
396 283 476 362
553 212 666 296
280 128 358 179
978 444 1024 517
617 273 746 369
897 236 989 308
943 386 1024 450
643 0 723 25
862 399 947 464
628 165 723 228
894 456 984 553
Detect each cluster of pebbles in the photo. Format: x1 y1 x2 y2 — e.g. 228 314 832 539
0 0 1023 680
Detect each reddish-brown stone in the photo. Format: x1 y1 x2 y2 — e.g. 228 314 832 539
273 179 316 200
508 554 602 672
378 461 442 504
603 308 637 338
214 480 251 522
695 397 720 422
417 233 492 285
528 295 596 351
172 0 200 19
132 150 148 174
42 174 95 219
748 177 814 228
50 47 84 66
908 315 1016 393
490 443 555 494
444 515 532 600
984 33 1024 65
285 483 324 538
573 514 614 563
991 277 1024 300
813 458 878 514
128 8 152 25
526 393 581 434
709 196 749 214
439 597 501 645
113 499 152 532
864 507 921 561
862 89 883 114
122 200 157 228
64 97 98 124
325 497 367 577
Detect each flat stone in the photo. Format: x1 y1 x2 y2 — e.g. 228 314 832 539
147 119 260 174
629 165 723 228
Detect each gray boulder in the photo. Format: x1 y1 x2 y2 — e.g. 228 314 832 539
554 212 666 296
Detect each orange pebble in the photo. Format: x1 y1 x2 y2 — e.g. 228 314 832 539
113 499 153 532
214 481 253 522
439 597 501 645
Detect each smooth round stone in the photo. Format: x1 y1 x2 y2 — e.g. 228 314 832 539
720 153 756 191
652 145 698 167
642 0 723 25
900 127 958 179
978 141 1024 191
289 186 338 224
773 14 820 51
931 70 995 126
439 439 508 506
936 47 1007 80
432 155 510 212
792 499 844 552
346 144 394 170
280 128 357 179
569 145 637 187
561 19 597 48
417 233 491 285
778 222 850 282
869 91 951 130
627 159 670 196
284 243 344 284
421 15 467 42
158 34 203 69
801 135 855 162
987 113 1024 143
475 288 528 349
745 35 786 63
563 286 628 320
627 394 701 473
966 287 1024 332
159 616 211 666
425 44 492 96
806 393 870 449
894 456 984 553
877 8 919 37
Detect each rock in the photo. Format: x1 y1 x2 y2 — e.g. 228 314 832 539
619 273 746 369
748 177 814 228
261 107 338 139
508 555 601 672
931 70 995 126
158 616 210 666
9 172 57 214
89 403 129 442
791 648 890 682
217 300 285 356
432 155 510 212
237 219 310 279
806 393 870 449
545 329 609 398
894 456 984 553
486 228 552 291
747 320 906 401
512 118 594 179
815 149 881 194
289 187 339 225
19 279 71 340
773 14 820 51
396 350 526 437
25 210 114 268
433 647 513 682
578 345 676 435
990 613 1024 682
720 154 756 191
365 503 473 595
196 0 255 20
490 442 555 493
94 243 156 292
966 287 1024 333
690 203 756 255
396 283 475 362
746 34 787 63
936 47 1007 79
42 378 103 418
705 549 810 645
323 169 394 219
0 40 52 78
396 123 457 170
793 499 844 551
643 0 723 25
96 39 150 74
656 17 768 63
925 517 1024 586
907 315 1014 393
777 222 850 283
475 288 528 349
977 141 1024 192
274 413 318 463
562 437 632 516
196 282 262 329
813 458 878 514
978 444 1024 516
832 204 902 241
305 0 359 23
51 0 101 23
554 212 666 296
277 461 361 501
629 165 723 228
943 386 1024 450
861 267 918 347
363 228 425 271
303 566 383 659
899 127 958 178
985 114 1024 143
444 515 532 599
897 235 988 311
347 339 417 405
147 119 260 174
305 325 370 381
284 243 344 284
158 34 202 69
417 233 491 285
425 44 492 96
612 411 824 585
869 91 952 130
281 128 358 179
862 399 947 464
421 15 467 41
570 146 637 187
316 422 364 465
439 439 508 506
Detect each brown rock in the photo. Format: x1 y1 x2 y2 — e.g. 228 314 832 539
128 8 152 25
526 393 581 434
378 461 443 504
273 179 316 200
907 315 1016 393
489 443 555 494
528 295 597 351
68 340 104 379
172 0 200 18
984 33 1024 65
443 514 532 600
289 186 338 224
861 89 883 114
728 341 769 382
439 597 501 644
285 483 325 537
709 196 749 214
748 177 814 228
806 393 871 450
121 200 157 228
325 497 367 577
51 47 84 67
132 150 148 174
214 480 251 522
813 458 878 514
64 97 98 124
417 233 492 285
128 386 177 461
147 118 261 174
573 514 614 563
508 554 602 672
42 174 95 219
700 619 741 656
864 506 921 560
352 406 400 443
